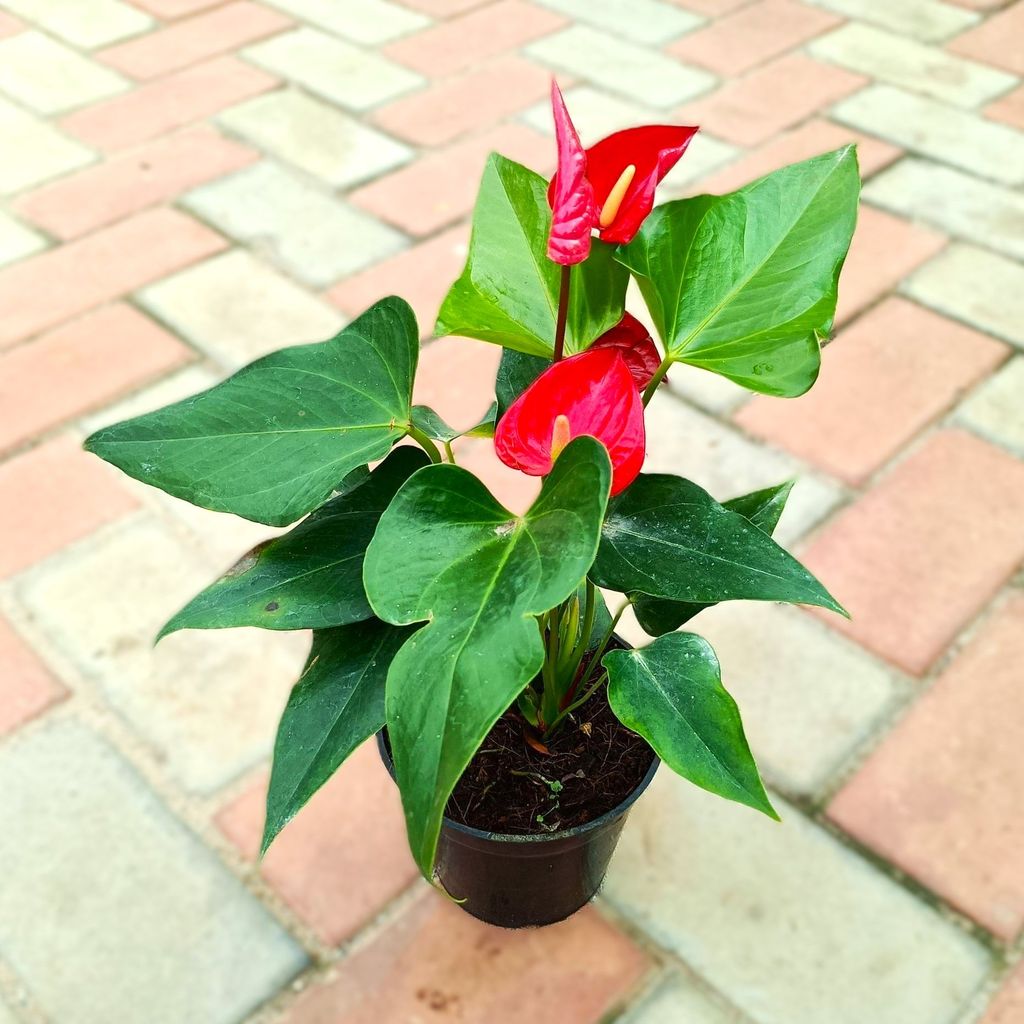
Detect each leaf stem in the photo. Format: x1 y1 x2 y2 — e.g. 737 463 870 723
641 356 672 406
407 424 443 464
552 264 571 363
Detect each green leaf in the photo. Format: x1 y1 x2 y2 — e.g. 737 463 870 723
436 154 628 358
158 447 429 639
84 296 419 526
591 473 845 615
605 632 776 818
632 480 794 636
617 147 860 397
363 436 611 876
410 403 497 443
261 620 414 855
495 347 548 418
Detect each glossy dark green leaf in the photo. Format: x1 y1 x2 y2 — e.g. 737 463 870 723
410 403 497 443
632 480 794 635
363 437 611 877
618 147 860 397
158 447 430 639
84 297 419 526
261 620 414 855
495 347 548 418
436 154 628 358
605 632 776 818
591 473 845 615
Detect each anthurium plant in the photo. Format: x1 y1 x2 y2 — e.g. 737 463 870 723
85 83 860 883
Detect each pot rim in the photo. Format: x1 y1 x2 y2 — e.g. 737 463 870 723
375 730 659 847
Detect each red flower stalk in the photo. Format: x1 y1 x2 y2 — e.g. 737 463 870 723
590 313 662 390
546 85 699 263
495 347 645 496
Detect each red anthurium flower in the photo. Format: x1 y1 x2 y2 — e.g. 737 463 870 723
547 81 596 266
590 313 662 390
495 347 645 496
582 124 698 244
546 85 699 254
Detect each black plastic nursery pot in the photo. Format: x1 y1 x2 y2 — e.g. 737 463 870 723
376 673 659 929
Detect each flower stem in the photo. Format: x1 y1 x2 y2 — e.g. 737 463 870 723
407 424 443 464
641 356 672 406
552 264 571 363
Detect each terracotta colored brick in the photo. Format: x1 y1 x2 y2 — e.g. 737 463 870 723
98 2 292 80
0 12 23 37
59 56 277 152
679 53 867 146
414 335 502 431
0 436 139 578
0 304 192 454
835 205 947 325
735 298 1007 485
669 0 841 75
216 742 417 945
697 118 902 194
830 595 1024 939
983 963 1024 1023
13 127 257 240
383 0 567 76
948 2 1024 74
800 430 1024 675
372 56 551 146
326 223 469 337
986 83 1024 131
128 0 226 15
349 122 552 237
0 208 225 351
280 892 649 1023
0 614 67 735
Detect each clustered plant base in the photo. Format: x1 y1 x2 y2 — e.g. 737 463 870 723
86 83 860 926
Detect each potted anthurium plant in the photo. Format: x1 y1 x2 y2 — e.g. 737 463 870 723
84 83 860 929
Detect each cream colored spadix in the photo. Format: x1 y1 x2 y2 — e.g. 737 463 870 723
550 414 572 461
599 164 636 229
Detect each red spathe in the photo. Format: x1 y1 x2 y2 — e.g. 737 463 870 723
590 312 662 390
495 348 646 496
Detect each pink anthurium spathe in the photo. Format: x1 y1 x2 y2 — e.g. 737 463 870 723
495 347 645 496
546 85 699 260
590 313 662 390
547 81 596 265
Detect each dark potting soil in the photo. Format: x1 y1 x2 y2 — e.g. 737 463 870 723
444 684 655 837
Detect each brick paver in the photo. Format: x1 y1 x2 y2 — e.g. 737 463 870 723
830 594 1024 940
280 893 650 1023
2 1 1023 1019
735 297 1008 484
217 741 418 944
0 613 67 735
800 430 1024 674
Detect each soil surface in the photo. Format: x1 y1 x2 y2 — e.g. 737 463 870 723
444 684 655 836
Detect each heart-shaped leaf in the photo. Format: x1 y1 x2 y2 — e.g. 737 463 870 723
363 436 611 877
261 620 415 855
158 447 429 639
617 147 860 397
436 154 628 358
591 473 845 615
84 297 419 526
632 480 794 636
605 632 776 818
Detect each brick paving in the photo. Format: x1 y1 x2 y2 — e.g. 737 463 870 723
0 1 1022 1021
